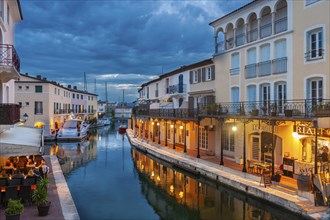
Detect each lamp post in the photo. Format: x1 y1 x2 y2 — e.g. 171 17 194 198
165 120 168 146
242 121 247 173
183 122 187 153
173 123 176 150
220 119 224 165
152 122 155 142
157 122 160 145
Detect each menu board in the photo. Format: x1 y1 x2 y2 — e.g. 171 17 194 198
260 170 272 188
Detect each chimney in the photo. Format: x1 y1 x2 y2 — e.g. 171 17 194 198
68 85 71 89
73 86 77 90
25 73 28 76
36 75 42 79
42 77 47 81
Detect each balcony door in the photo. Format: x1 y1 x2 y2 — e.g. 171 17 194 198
260 84 270 113
275 82 286 113
178 74 183 93
251 136 261 161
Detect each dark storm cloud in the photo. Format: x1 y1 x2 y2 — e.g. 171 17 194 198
16 0 250 101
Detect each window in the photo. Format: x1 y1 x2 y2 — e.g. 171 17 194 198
223 128 235 152
205 67 212 80
193 70 198 83
274 40 287 73
72 94 75 99
77 94 79 99
88 96 90 100
81 95 83 100
275 82 287 113
307 78 323 100
230 53 240 75
26 86 29 90
0 0 4 20
155 83 159 97
26 102 29 106
35 86 42 93
147 87 149 99
35 101 43 114
54 88 56 94
18 102 22 106
306 28 324 61
199 127 208 150
305 0 320 6
18 86 22 90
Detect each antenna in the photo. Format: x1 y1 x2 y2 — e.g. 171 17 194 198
94 79 97 93
84 72 87 91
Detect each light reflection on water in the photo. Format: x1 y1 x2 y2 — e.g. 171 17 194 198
50 126 306 220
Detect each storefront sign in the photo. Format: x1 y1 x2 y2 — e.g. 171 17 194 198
297 126 330 138
252 124 278 133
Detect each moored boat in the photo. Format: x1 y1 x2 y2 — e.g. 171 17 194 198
118 124 127 134
57 119 89 141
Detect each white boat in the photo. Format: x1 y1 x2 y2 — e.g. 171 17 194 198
57 119 89 141
99 118 111 126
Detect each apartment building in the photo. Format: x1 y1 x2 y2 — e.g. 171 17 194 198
15 73 98 136
134 59 216 156
134 0 329 183
0 0 22 132
209 0 329 175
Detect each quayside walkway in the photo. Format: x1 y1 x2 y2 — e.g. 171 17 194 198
126 129 329 220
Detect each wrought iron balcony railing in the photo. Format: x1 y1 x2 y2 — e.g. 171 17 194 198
168 84 186 94
133 99 330 120
0 44 20 72
305 49 324 61
0 104 20 125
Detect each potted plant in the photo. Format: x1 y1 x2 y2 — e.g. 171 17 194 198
251 108 259 116
272 171 282 182
32 177 51 216
5 199 24 220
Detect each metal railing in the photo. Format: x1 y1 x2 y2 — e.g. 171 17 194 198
0 44 20 72
0 104 20 125
230 67 240 75
245 63 257 79
275 17 287 34
133 99 330 120
272 57 287 74
305 49 324 61
168 84 186 94
235 33 245 47
258 60 271 77
260 23 272 39
247 28 258 43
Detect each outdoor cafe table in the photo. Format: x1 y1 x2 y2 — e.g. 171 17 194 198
253 162 271 174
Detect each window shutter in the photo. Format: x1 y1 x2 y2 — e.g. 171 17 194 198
198 69 201 83
189 71 193 84
188 96 194 109
211 65 215 80
202 68 205 82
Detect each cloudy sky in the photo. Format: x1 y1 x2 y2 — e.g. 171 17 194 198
16 0 250 102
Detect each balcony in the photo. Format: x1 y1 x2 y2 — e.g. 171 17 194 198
272 57 287 74
247 28 258 43
260 23 272 39
258 61 271 77
245 64 257 79
168 84 186 94
230 67 240 76
0 104 20 125
275 17 287 34
134 99 330 120
0 44 21 83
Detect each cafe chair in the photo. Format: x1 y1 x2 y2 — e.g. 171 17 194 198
0 177 8 187
4 185 19 204
19 185 32 205
23 176 36 186
9 178 22 186
247 160 255 174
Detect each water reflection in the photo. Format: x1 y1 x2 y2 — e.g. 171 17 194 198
131 148 305 220
49 137 98 175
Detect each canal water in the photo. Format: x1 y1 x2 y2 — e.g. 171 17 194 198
51 125 306 220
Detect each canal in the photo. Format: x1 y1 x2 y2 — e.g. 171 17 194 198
51 125 306 220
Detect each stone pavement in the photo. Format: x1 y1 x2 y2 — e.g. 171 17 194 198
127 129 329 220
0 156 79 220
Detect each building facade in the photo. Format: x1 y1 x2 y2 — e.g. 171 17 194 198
133 0 329 183
0 0 22 132
15 74 98 136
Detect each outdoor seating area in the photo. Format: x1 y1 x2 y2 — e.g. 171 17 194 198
0 155 50 207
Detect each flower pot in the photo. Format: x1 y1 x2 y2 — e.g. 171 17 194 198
297 175 312 191
284 109 293 117
5 213 21 220
273 174 281 182
37 202 51 216
251 109 259 116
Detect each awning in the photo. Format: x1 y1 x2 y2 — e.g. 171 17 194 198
0 126 43 157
